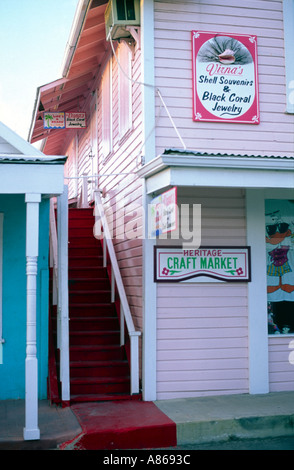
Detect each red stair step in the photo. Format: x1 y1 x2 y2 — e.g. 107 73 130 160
69 267 107 278
68 237 100 248
69 217 94 228
69 316 119 331
70 376 130 395
70 331 120 346
69 227 96 238
69 290 111 303
70 360 129 378
70 345 125 361
69 246 102 257
69 256 104 268
69 208 93 217
69 393 140 404
69 303 116 317
69 278 110 291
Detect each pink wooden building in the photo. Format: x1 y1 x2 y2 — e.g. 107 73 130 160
29 0 294 404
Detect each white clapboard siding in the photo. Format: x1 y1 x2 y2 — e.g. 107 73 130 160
0 136 21 155
154 0 294 157
156 188 249 399
268 336 294 392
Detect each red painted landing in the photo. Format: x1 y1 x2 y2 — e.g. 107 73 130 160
59 400 177 450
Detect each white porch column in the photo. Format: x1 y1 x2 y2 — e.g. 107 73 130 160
246 189 269 394
23 193 41 441
57 186 70 402
142 185 157 401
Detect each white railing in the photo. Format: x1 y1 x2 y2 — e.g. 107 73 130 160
93 189 141 395
49 186 70 402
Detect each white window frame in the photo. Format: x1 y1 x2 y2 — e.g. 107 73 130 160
118 42 133 138
283 0 294 113
102 58 113 159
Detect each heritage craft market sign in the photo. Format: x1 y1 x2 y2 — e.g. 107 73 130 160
192 31 259 124
44 112 87 129
154 246 251 282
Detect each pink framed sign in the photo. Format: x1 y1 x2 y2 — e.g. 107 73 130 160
192 31 259 124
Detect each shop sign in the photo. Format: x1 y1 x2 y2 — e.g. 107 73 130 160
154 246 251 282
149 187 177 237
44 112 87 129
44 112 65 129
192 31 259 124
65 112 87 129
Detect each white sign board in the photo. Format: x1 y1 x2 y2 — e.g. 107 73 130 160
154 246 251 282
149 187 177 238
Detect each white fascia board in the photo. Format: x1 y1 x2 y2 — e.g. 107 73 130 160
169 166 294 190
60 0 91 77
139 154 294 193
145 168 172 194
0 163 65 196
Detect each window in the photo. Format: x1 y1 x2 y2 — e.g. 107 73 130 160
266 200 294 334
118 42 132 138
283 0 294 113
101 58 112 158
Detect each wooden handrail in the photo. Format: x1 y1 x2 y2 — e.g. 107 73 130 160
93 190 141 395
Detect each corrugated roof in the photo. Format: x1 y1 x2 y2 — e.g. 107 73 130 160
0 155 67 164
163 148 294 160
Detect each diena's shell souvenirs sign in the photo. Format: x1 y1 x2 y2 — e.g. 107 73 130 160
192 31 259 124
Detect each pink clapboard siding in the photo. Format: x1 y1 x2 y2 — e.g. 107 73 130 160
154 0 294 157
96 44 144 332
268 336 294 392
61 42 144 333
156 188 249 399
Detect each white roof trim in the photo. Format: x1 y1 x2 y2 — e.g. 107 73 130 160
0 121 43 157
138 153 294 194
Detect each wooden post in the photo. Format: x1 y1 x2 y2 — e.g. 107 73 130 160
57 186 70 402
23 193 41 441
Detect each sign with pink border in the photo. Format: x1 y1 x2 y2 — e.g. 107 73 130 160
192 31 259 124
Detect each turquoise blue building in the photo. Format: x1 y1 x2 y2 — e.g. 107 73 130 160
0 194 49 399
0 121 66 439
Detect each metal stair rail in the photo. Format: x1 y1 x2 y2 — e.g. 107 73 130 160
93 189 141 395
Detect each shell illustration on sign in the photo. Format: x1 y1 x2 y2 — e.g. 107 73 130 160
197 36 253 65
192 32 259 124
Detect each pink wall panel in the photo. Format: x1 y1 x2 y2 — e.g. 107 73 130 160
156 188 249 399
154 0 294 157
268 337 294 392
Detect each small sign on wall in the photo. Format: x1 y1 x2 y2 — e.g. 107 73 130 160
149 187 177 238
192 31 259 124
44 112 87 129
154 246 251 282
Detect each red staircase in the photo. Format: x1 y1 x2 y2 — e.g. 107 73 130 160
49 207 140 404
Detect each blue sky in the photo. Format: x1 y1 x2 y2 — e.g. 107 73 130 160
0 0 79 141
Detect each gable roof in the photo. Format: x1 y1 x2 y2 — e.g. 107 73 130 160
0 120 43 157
28 0 108 155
